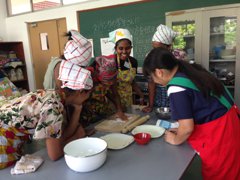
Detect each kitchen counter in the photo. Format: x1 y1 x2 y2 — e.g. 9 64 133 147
1 110 196 180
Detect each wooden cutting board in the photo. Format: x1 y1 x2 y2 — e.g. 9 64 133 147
95 113 141 133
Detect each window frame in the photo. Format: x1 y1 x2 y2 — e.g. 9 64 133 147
6 0 92 16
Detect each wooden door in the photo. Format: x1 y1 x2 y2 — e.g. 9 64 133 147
28 18 67 89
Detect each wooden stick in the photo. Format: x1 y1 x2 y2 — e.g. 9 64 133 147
121 115 150 133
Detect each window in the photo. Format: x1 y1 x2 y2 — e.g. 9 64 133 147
33 0 61 11
63 0 89 5
8 0 31 15
7 0 92 16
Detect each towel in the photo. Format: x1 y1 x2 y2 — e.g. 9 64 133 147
10 154 44 175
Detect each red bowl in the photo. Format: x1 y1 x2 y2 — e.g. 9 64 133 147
134 133 151 145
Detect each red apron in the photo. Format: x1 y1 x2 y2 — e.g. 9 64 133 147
188 105 240 180
168 77 240 180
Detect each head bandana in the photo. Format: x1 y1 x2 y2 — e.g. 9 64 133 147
152 24 177 45
95 55 118 84
108 28 133 43
64 30 92 66
172 49 187 60
58 60 93 90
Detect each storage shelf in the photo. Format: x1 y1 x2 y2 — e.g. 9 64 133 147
0 42 29 91
209 59 235 62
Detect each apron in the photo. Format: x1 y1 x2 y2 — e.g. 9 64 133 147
80 83 114 126
116 57 136 110
168 77 240 180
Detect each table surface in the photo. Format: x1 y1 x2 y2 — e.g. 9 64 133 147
1 109 196 180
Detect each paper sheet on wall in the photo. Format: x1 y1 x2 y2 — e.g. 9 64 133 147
40 33 49 50
88 39 94 57
100 38 115 56
100 37 133 56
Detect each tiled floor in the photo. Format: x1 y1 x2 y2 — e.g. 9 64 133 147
23 140 203 180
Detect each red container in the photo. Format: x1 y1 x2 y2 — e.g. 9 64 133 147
134 133 151 145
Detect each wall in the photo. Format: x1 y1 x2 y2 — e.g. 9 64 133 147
0 0 7 41
4 0 240 90
5 0 142 91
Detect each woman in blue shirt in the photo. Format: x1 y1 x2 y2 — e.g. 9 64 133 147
143 47 240 179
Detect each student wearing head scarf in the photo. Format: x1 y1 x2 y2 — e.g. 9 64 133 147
80 54 127 126
0 31 93 169
107 28 144 111
142 24 187 113
43 30 92 90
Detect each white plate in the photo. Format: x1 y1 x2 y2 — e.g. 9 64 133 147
131 125 165 138
100 133 134 150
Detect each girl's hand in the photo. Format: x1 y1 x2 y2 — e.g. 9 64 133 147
164 130 177 145
115 111 128 121
139 97 145 105
142 106 153 113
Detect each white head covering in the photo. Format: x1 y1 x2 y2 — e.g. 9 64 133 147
58 60 93 90
108 28 133 43
152 24 177 45
64 30 92 66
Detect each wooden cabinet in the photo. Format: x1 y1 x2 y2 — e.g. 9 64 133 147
166 4 240 106
0 42 29 91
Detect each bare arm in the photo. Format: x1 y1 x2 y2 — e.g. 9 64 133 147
45 105 84 161
132 81 144 105
142 80 156 113
106 84 128 120
46 91 91 161
164 118 194 145
54 62 62 90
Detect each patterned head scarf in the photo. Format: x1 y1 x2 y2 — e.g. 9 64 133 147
108 28 133 43
58 60 93 90
172 49 187 60
59 31 93 90
95 55 118 84
152 24 177 45
64 30 92 66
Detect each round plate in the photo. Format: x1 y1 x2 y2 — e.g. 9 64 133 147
100 133 134 150
131 125 165 138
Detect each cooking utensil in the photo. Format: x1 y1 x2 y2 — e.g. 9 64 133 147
155 107 171 120
63 137 107 172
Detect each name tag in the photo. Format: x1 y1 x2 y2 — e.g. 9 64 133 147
124 61 130 68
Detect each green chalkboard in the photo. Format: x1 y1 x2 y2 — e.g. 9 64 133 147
78 1 164 66
78 0 239 66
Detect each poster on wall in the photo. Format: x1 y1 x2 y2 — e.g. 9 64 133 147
100 38 133 56
88 39 94 57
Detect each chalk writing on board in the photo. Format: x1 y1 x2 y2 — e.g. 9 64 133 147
92 16 139 33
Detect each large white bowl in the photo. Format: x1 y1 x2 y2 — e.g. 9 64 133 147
63 137 107 172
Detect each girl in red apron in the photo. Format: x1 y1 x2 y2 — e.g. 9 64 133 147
143 47 240 179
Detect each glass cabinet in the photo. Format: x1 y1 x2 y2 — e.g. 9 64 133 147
166 11 202 64
202 8 240 105
166 5 240 106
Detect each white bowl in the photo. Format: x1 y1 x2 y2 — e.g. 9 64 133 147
63 137 107 172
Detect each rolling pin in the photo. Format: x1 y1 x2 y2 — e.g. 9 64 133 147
121 115 150 133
